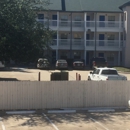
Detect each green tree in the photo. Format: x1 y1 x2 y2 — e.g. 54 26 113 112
0 0 54 63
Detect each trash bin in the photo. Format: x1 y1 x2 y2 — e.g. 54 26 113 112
50 72 68 81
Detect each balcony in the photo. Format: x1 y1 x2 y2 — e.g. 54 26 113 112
86 21 123 28
86 40 123 51
50 39 123 51
58 39 84 50
36 19 58 30
37 19 123 31
59 21 84 27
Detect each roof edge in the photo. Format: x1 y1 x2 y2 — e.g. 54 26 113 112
119 1 130 10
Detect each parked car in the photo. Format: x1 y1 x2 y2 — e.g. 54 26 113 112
88 67 127 81
55 59 68 70
72 59 85 69
37 58 50 69
90 57 107 69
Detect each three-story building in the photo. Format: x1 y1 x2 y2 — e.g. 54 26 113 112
37 0 130 67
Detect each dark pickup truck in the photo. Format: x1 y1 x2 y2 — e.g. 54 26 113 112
90 57 108 69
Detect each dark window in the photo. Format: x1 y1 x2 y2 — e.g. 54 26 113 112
98 53 104 57
108 16 115 21
53 34 57 39
61 33 68 39
101 70 118 75
94 58 106 62
38 14 44 19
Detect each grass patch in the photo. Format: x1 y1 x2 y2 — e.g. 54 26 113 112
113 67 130 72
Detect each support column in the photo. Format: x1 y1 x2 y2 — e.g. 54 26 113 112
56 50 58 60
119 32 121 48
56 11 59 60
94 12 97 58
56 31 59 60
57 12 59 28
119 13 122 48
118 13 122 66
119 13 122 29
118 51 120 66
84 12 87 65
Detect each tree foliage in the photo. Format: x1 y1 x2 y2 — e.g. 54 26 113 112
0 0 54 63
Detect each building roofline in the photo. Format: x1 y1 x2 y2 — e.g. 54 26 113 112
36 9 124 13
119 1 130 10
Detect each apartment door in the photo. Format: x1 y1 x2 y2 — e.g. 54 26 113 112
52 15 57 26
86 16 90 27
99 15 105 27
99 34 105 46
86 34 90 45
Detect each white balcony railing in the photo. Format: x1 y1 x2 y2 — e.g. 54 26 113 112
37 19 123 28
50 39 123 49
58 39 84 46
86 40 123 47
59 21 84 27
86 21 123 28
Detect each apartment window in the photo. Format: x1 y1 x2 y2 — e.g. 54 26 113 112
74 16 82 27
38 14 44 19
74 34 81 39
61 15 68 21
107 56 114 62
53 34 57 39
60 15 68 26
108 16 115 21
107 34 115 40
75 16 81 21
61 33 68 39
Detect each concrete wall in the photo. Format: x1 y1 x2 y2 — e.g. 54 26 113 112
0 81 130 110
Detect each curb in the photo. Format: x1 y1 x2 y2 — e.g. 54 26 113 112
48 110 76 114
6 111 36 115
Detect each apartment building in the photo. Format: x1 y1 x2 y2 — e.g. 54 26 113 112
37 0 130 67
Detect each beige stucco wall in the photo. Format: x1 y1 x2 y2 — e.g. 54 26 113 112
123 6 130 67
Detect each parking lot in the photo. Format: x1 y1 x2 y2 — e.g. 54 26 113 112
0 67 130 81
0 111 130 130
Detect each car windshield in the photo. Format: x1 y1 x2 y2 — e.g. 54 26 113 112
101 70 118 75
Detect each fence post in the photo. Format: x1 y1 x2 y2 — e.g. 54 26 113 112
76 73 78 80
79 74 81 81
38 72 41 81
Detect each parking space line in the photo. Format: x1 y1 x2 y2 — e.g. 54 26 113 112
90 118 109 130
43 113 59 130
0 121 5 130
